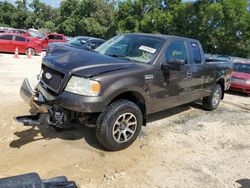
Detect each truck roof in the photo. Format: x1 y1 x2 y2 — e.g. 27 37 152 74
124 33 200 42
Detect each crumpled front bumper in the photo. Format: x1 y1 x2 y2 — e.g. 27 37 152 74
20 79 34 106
20 79 106 113
20 79 48 113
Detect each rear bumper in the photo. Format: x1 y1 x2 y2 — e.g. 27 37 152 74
230 83 250 94
20 79 106 113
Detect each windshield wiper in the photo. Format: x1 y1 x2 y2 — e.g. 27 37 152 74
106 54 132 61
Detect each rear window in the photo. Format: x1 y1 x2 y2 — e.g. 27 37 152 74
0 35 12 40
55 35 63 40
233 63 250 74
48 35 55 40
191 42 202 64
15 36 26 42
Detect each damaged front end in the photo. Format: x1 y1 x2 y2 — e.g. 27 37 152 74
15 79 73 129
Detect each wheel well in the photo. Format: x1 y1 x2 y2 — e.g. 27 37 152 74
109 91 147 126
217 78 225 99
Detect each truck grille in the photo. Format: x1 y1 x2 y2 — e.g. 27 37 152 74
41 65 64 91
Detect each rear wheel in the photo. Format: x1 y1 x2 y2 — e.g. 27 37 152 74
25 48 35 56
203 84 222 111
96 100 142 151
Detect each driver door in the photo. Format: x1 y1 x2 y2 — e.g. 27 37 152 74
152 39 192 112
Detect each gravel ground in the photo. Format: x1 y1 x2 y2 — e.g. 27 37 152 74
0 53 249 188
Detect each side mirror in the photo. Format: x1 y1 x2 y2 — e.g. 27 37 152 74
162 58 186 71
167 58 185 65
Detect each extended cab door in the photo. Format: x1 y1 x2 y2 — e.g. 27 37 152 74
152 39 193 112
186 41 208 98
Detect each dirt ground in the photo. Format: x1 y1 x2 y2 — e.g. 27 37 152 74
0 53 249 188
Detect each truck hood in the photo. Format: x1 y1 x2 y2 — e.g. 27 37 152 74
232 71 250 80
43 45 135 77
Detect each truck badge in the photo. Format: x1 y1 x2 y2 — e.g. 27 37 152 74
45 73 52 80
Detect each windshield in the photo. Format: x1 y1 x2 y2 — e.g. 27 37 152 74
28 30 45 39
69 37 89 47
95 34 164 64
233 63 250 74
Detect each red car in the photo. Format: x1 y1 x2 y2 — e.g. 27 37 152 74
230 61 250 94
0 28 30 37
0 33 42 55
46 33 66 43
30 33 66 49
29 37 48 49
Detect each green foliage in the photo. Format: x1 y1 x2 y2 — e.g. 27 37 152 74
0 0 250 57
0 22 10 27
43 21 56 33
57 17 77 36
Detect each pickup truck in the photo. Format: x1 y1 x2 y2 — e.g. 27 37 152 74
17 33 232 151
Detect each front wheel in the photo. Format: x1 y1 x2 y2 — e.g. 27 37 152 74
203 84 222 111
96 100 142 151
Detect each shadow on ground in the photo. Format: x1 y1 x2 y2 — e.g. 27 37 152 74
9 121 103 150
236 179 250 188
9 102 203 150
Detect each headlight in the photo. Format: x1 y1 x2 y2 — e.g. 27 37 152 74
245 80 250 85
65 76 101 96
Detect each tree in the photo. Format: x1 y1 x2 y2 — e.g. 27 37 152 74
58 0 115 38
0 1 16 26
0 0 249 57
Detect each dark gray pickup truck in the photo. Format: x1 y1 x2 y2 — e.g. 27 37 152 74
18 33 232 150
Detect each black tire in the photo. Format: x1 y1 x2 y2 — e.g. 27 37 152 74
203 84 222 111
25 48 35 56
96 100 142 151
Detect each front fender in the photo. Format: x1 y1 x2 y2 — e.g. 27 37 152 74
101 77 151 112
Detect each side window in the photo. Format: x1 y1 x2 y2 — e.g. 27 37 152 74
0 35 13 40
165 41 187 62
15 36 26 42
55 35 63 40
191 42 202 64
48 35 54 40
98 41 104 46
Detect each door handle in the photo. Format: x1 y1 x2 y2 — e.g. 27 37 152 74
186 71 192 78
